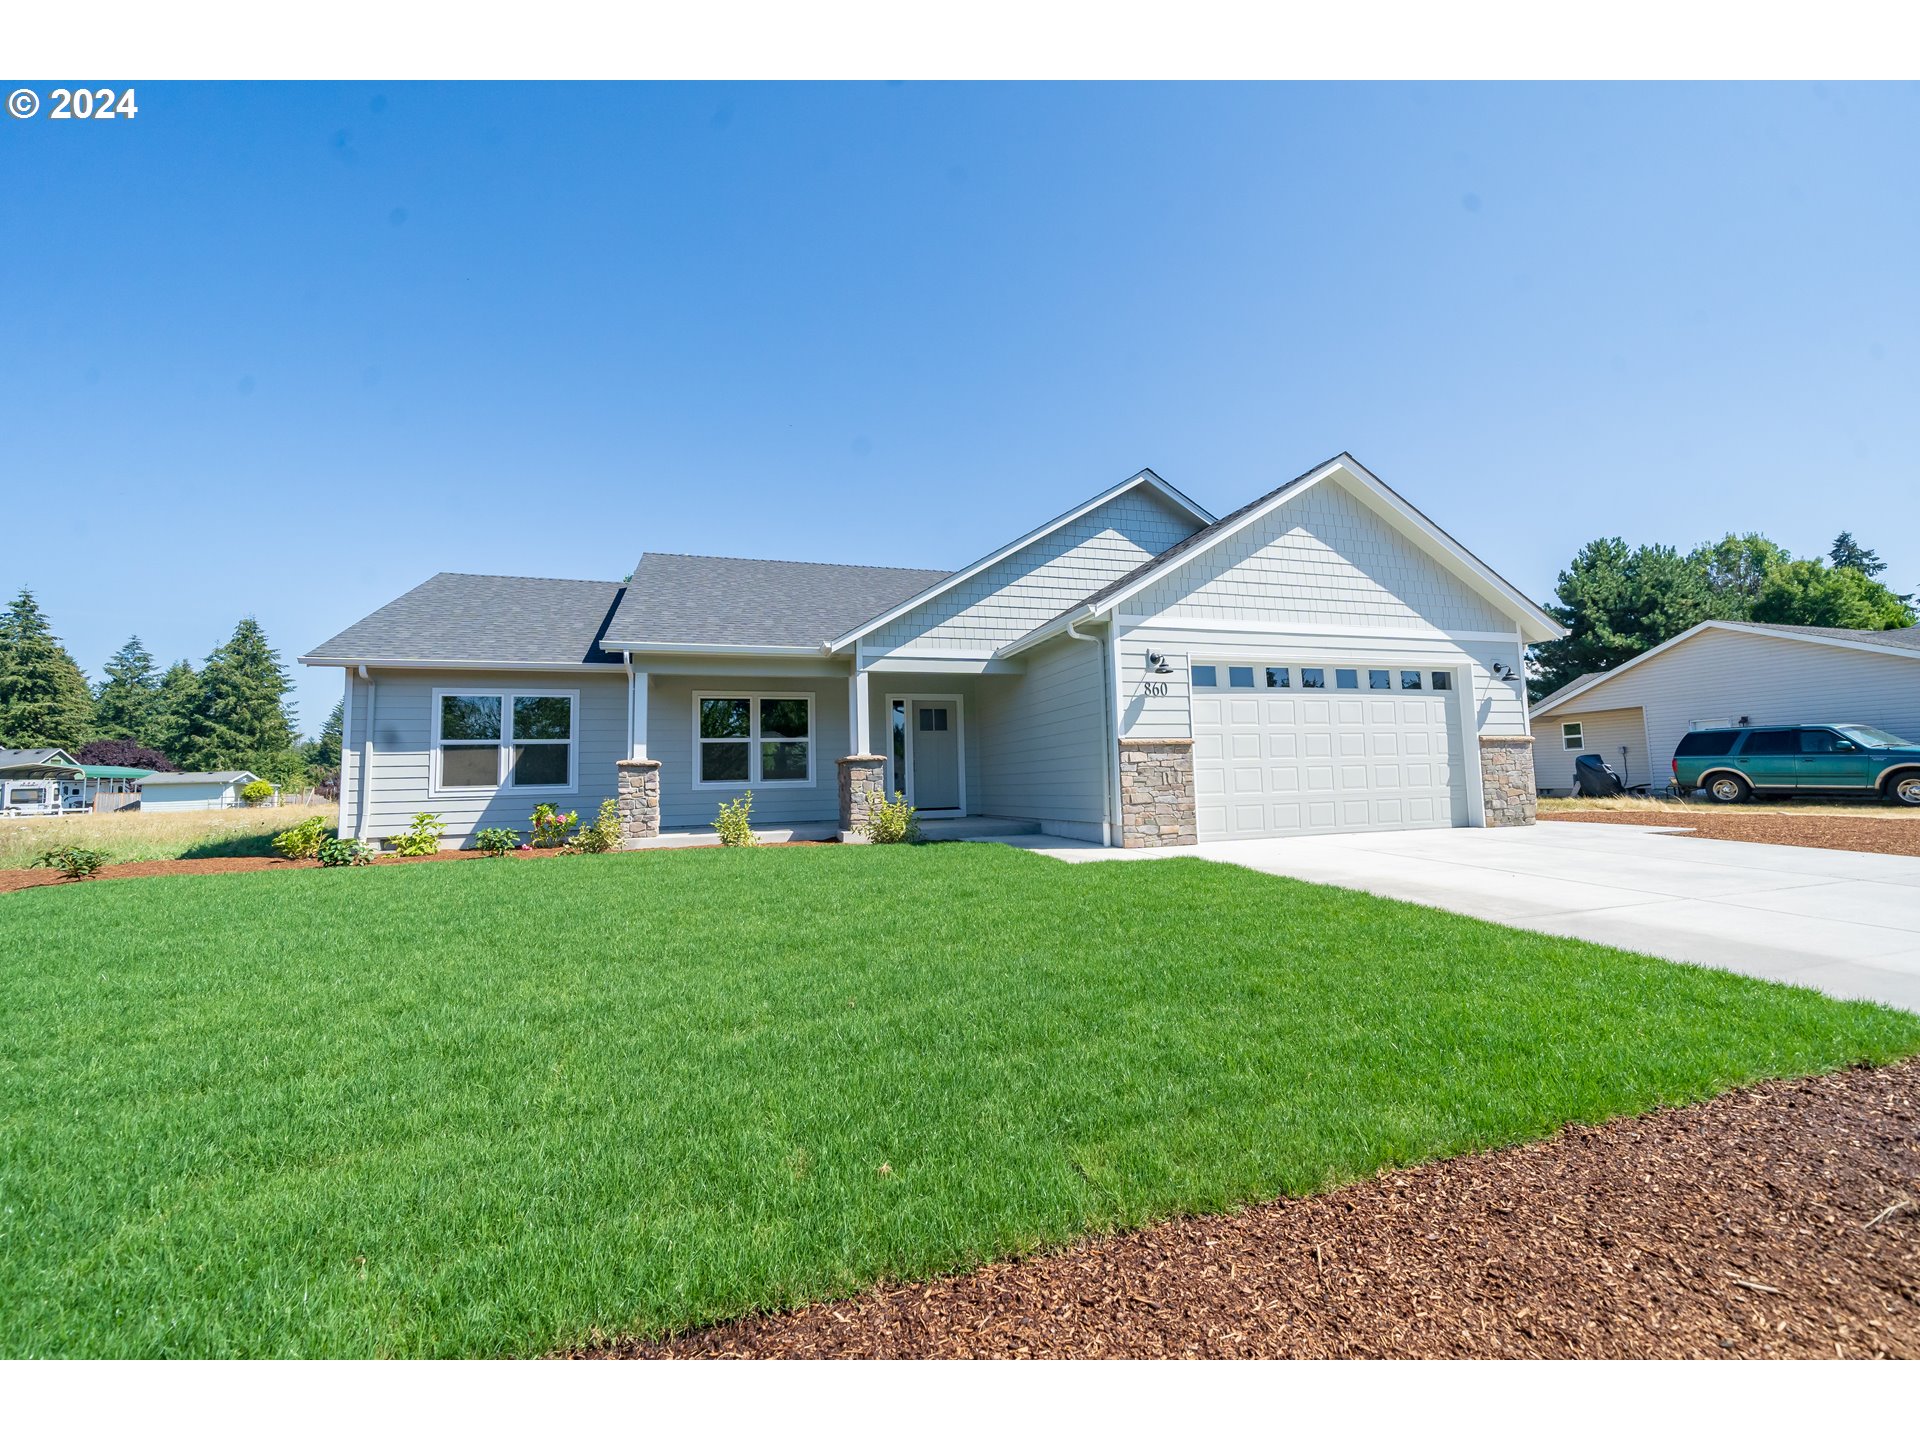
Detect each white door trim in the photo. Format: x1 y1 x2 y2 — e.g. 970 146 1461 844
883 692 967 817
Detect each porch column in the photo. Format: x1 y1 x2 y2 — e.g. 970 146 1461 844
628 668 650 759
851 666 871 754
837 754 887 843
616 758 662 844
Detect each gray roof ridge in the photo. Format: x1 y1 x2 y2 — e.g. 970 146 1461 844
636 551 950 575
429 570 623 585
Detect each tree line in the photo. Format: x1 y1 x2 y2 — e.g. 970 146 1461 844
1530 531 1914 699
0 589 342 792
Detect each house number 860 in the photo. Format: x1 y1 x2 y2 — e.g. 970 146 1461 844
1141 680 1169 697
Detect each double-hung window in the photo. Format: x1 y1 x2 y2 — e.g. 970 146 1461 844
1561 722 1583 751
696 693 813 786
434 690 577 793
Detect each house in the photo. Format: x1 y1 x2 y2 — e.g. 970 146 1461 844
76 765 153 811
0 748 84 816
301 454 1563 849
137 771 270 813
1530 621 1920 794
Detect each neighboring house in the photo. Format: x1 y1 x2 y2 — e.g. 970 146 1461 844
137 771 270 813
0 748 84 816
1530 621 1920 795
76 765 153 811
302 454 1563 849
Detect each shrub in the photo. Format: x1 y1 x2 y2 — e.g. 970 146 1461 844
713 792 757 847
859 789 920 844
563 798 622 855
316 836 376 868
239 780 276 805
75 739 176 772
271 815 333 860
472 827 519 857
529 803 578 849
391 812 447 857
31 844 109 880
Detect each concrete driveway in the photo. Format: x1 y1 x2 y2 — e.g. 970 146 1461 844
1004 822 1920 1012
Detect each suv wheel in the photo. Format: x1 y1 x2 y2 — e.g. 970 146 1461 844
1889 771 1920 807
1706 774 1751 804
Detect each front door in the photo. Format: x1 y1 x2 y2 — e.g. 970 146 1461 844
889 696 963 814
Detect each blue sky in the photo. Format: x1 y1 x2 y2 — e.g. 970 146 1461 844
4 81 1915 733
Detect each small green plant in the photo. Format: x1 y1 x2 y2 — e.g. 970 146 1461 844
239 779 276 805
472 827 520 857
31 844 110 880
271 815 333 860
860 789 920 844
529 803 578 849
316 836 376 868
713 791 758 846
563 798 623 854
390 812 447 857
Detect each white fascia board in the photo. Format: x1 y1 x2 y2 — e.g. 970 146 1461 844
295 656 622 672
1531 620 1920 718
823 468 1216 654
860 655 1026 674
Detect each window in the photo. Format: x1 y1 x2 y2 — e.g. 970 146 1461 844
1228 666 1255 689
1264 666 1290 688
696 693 813 785
435 690 576 792
1740 729 1799 756
1335 669 1358 690
1191 665 1219 688
918 707 948 732
1675 730 1739 757
1301 668 1326 688
1799 729 1852 754
1368 669 1391 690
1400 671 1423 690
1561 722 1583 751
1431 672 1453 691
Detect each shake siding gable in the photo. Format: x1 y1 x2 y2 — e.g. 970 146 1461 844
1128 479 1512 635
867 489 1201 653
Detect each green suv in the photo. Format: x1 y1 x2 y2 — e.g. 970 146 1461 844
1673 724 1920 806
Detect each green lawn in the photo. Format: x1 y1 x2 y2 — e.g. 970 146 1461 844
4 843 1915 1357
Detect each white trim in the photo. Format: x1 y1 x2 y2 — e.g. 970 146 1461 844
825 469 1216 653
861 655 1026 675
1000 455 1564 659
337 668 352 838
429 686 580 799
852 669 871 754
691 691 818 790
1532 620 1920 719
609 641 825 657
356 665 375 841
1117 615 1525 644
882 692 967 817
628 666 649 760
301 656 619 671
1561 721 1585 751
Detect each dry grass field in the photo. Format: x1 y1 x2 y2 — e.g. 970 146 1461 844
0 802 335 870
1537 794 1920 821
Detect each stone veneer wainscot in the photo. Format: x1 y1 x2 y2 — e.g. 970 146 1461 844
1478 735 1537 827
836 754 888 842
615 757 661 845
1118 737 1197 848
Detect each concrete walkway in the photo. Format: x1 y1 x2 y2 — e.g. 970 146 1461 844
990 822 1920 1012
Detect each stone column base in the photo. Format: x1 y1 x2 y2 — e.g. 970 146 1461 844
837 755 888 843
1479 735 1537 827
1118 738 1197 848
615 758 662 844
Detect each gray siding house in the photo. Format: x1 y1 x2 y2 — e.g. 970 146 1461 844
303 454 1562 848
1531 621 1920 794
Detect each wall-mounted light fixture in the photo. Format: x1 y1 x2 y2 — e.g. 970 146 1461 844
1489 660 1517 682
1146 651 1174 675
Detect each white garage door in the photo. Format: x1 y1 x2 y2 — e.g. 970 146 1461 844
1191 662 1469 840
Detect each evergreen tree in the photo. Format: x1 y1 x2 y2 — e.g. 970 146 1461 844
94 635 161 743
305 698 344 773
0 588 97 749
1529 540 1715 698
1688 533 1792 620
1828 531 1887 577
1752 559 1915 630
172 618 297 772
151 660 202 763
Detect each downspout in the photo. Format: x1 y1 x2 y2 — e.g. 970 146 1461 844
1064 614 1114 847
355 664 376 841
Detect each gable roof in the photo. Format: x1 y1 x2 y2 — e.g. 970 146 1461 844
999 453 1564 657
604 554 953 652
1530 621 1920 718
0 747 82 775
139 770 260 786
823 468 1216 654
301 573 626 668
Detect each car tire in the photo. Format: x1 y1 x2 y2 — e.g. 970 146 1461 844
1887 771 1920 808
1705 774 1751 804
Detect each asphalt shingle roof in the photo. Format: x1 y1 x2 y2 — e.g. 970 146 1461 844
139 771 259 785
602 553 952 650
303 574 626 666
0 748 81 773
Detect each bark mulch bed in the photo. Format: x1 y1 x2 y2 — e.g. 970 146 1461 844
1545 809 1920 859
579 1059 1920 1359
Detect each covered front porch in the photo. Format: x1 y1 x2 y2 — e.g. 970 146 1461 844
613 651 1114 846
